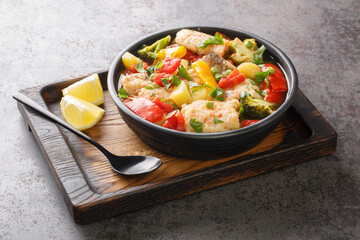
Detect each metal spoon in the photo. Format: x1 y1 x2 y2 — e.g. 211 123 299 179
13 92 162 175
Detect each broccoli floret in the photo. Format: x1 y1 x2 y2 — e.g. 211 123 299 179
137 35 171 62
241 95 276 120
229 38 257 65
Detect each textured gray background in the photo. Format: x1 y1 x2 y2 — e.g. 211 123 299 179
1 0 359 239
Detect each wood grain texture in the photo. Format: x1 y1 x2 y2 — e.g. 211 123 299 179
16 71 337 224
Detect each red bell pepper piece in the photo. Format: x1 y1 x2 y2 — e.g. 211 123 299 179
261 63 288 92
124 97 164 123
261 63 288 104
241 119 260 128
264 89 287 104
162 110 186 132
152 97 174 114
218 69 246 89
160 57 182 74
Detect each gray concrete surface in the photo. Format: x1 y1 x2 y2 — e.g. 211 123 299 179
1 0 359 239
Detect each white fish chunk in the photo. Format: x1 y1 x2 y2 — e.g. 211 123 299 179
225 79 262 100
120 73 151 95
175 29 229 57
181 99 240 133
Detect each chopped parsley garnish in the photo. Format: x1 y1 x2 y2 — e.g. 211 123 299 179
189 81 202 88
238 102 244 120
147 66 156 76
177 65 193 81
118 88 130 99
161 77 172 90
214 117 224 124
210 87 225 101
253 67 274 86
191 89 199 93
198 33 224 50
144 85 156 96
171 75 181 87
161 98 179 110
254 89 267 97
147 60 163 76
189 81 204 93
149 73 156 81
144 85 155 90
246 81 253 91
206 101 214 109
135 62 147 73
240 90 249 100
253 45 266 65
190 118 203 133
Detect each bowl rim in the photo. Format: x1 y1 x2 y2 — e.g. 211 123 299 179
107 25 298 139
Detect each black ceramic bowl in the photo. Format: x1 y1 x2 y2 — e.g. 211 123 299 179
108 26 298 159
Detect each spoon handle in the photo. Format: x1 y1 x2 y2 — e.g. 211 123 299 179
13 92 108 154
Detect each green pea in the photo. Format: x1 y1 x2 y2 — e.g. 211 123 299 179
268 67 275 74
206 101 214 109
215 73 224 82
245 40 253 49
225 70 232 76
211 67 219 76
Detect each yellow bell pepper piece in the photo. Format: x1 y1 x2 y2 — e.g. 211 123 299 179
154 46 187 64
191 61 218 88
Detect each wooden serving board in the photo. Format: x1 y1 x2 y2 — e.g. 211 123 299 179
17 71 337 224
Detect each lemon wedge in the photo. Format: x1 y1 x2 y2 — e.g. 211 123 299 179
60 95 105 131
62 73 104 105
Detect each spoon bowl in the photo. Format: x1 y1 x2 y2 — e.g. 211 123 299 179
13 92 162 176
